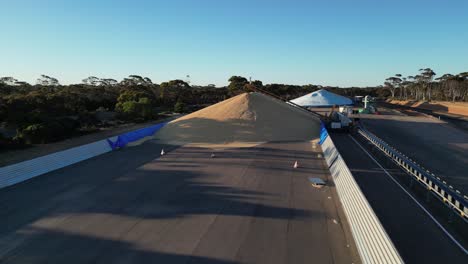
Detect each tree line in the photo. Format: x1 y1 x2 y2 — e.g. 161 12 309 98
384 68 468 102
1 74 380 147
1 70 464 148
0 75 231 147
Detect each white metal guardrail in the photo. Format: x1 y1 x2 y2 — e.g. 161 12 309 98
358 128 468 220
320 127 403 264
0 137 116 189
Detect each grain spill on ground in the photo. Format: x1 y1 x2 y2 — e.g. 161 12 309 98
153 92 320 148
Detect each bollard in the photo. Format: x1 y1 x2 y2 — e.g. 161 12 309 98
293 161 299 168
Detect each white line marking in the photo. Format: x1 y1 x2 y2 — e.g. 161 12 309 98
348 134 468 255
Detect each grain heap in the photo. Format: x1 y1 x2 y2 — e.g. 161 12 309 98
154 92 320 147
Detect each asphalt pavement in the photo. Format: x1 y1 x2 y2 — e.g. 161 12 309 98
359 111 468 194
0 140 358 264
331 133 468 264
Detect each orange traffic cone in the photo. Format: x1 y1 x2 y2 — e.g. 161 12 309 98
293 161 298 168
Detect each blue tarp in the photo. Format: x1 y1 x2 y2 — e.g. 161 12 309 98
107 122 167 150
319 121 328 145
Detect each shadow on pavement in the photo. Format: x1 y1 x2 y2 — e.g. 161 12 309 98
0 140 324 263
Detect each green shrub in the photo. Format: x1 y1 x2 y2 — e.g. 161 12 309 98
115 97 153 121
138 98 153 119
174 99 185 113
16 118 79 144
18 123 48 144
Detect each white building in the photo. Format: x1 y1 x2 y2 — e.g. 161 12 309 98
290 89 353 107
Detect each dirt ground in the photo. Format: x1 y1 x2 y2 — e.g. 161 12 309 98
388 100 468 117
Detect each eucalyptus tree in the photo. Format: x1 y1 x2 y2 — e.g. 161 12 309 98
100 78 118 86
120 75 153 86
413 74 427 100
419 68 436 100
405 76 416 99
82 76 101 86
384 74 402 98
401 77 411 100
228 76 249 96
456 72 468 101
82 77 118 86
396 74 403 98
435 74 454 101
0 77 18 85
36 75 60 86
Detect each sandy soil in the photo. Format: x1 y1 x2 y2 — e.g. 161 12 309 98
388 100 468 117
154 93 321 148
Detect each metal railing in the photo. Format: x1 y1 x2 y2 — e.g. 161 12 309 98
358 127 468 220
321 126 403 263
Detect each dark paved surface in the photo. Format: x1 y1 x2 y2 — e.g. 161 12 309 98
332 133 468 264
359 111 468 194
0 140 358 264
380 102 468 131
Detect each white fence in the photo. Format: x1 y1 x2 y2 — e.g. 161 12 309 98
321 132 403 264
0 137 116 189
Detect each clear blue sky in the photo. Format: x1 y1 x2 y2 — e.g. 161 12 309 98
1 0 467 87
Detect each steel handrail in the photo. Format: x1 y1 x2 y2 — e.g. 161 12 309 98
358 127 467 219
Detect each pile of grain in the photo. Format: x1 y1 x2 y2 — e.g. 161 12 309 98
154 92 320 147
